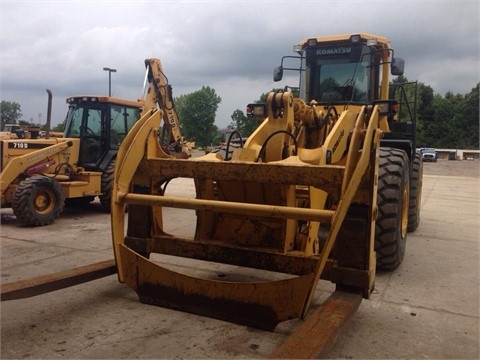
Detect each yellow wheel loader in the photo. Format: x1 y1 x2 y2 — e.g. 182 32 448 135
111 33 422 330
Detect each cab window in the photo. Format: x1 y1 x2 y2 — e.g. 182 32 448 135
110 105 140 149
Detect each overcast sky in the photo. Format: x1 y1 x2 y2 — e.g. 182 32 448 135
1 0 479 129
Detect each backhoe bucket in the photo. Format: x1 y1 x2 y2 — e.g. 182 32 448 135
111 92 381 330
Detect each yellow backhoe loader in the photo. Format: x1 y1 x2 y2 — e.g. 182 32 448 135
111 33 422 330
0 57 190 226
0 94 143 226
0 66 188 227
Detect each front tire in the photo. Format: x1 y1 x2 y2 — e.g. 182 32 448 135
375 148 410 271
12 175 65 227
408 152 423 232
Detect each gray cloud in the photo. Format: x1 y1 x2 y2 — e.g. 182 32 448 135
1 0 478 128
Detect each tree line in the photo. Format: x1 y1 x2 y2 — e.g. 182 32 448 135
392 77 479 149
1 80 478 150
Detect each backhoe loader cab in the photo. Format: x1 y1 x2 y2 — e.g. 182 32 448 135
63 96 142 170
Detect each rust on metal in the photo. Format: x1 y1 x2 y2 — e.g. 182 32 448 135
119 244 314 331
269 290 363 359
137 157 346 189
1 259 116 301
122 192 335 222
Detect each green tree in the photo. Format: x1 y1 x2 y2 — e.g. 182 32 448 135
227 88 295 139
52 121 66 132
175 86 221 150
422 92 466 148
418 84 479 149
227 109 260 138
1 101 22 130
460 83 479 149
415 83 435 146
422 93 449 147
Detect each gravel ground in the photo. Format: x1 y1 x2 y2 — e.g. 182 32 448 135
422 158 479 178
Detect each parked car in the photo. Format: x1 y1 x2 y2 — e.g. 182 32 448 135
421 148 438 162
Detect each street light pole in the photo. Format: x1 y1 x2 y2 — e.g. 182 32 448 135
103 67 117 96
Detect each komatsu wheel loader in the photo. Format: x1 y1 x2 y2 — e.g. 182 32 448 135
111 33 422 331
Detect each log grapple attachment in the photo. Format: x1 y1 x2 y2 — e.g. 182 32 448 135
111 91 382 330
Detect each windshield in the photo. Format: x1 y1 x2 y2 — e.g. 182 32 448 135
63 103 104 138
63 105 83 137
304 43 373 104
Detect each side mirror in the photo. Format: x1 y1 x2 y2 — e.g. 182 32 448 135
273 66 283 82
391 57 405 76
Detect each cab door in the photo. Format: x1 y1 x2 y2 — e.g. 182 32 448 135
79 105 107 167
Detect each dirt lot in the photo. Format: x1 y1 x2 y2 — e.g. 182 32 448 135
1 158 479 359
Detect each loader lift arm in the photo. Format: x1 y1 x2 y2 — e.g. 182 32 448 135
0 140 73 193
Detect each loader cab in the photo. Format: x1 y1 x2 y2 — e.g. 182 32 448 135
274 34 412 150
63 96 142 170
303 41 376 104
275 34 417 163
275 34 404 106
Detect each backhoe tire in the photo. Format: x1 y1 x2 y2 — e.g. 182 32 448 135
99 159 115 212
12 175 65 227
408 152 423 232
375 148 410 271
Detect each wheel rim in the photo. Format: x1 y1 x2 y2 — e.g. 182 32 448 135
34 189 56 214
401 184 409 238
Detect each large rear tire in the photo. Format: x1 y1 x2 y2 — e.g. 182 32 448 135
99 159 115 211
12 175 65 227
408 152 423 232
375 148 410 271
